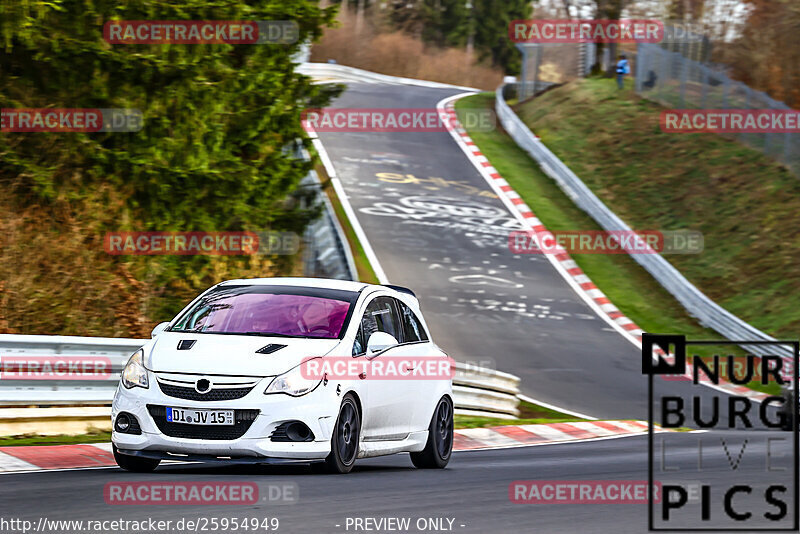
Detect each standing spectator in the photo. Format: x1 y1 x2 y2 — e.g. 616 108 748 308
616 54 630 89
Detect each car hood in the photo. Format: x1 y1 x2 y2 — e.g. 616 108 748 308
145 331 342 377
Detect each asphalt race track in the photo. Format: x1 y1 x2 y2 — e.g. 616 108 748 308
315 82 758 424
6 80 792 534
4 432 796 533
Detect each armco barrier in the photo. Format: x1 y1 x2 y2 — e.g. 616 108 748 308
453 363 521 418
495 86 792 362
0 335 141 405
0 335 521 432
297 144 357 281
297 62 478 92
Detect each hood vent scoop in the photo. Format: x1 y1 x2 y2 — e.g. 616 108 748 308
177 340 197 350
256 343 287 354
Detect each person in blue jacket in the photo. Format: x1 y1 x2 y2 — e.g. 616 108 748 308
616 54 630 89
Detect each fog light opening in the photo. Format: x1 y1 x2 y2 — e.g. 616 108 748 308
114 412 141 434
286 422 312 442
115 414 130 431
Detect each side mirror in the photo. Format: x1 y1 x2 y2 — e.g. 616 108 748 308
367 332 398 354
151 322 170 338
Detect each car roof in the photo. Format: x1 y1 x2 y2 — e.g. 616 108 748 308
216 277 418 301
216 277 421 303
218 277 369 292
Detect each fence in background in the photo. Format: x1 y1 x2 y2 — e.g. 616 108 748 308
516 43 593 100
495 86 794 364
635 42 800 177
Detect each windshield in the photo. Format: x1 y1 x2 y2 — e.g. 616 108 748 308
169 285 357 339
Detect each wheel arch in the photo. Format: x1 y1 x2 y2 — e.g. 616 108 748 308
343 389 364 422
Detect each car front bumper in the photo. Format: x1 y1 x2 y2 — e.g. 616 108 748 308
111 377 340 461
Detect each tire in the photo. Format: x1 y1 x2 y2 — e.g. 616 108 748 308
411 396 453 469
318 394 361 474
113 444 161 473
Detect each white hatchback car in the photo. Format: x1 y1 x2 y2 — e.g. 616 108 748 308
112 278 454 474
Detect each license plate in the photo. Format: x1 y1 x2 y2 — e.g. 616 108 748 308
166 407 234 426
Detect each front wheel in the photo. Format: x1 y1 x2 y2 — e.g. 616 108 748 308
113 445 160 472
411 396 453 469
318 394 361 474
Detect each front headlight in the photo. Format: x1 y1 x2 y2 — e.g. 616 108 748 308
121 349 149 389
264 359 322 397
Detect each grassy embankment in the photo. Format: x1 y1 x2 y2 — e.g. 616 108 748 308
456 79 799 394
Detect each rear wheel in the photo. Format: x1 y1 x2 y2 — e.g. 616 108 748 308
411 396 453 469
113 445 160 472
318 394 360 474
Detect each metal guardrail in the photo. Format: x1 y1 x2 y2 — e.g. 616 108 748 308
297 145 357 281
495 87 793 362
453 363 520 417
0 335 141 405
0 335 521 417
297 63 479 92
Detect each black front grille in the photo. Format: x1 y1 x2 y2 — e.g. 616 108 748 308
157 381 255 402
147 405 259 440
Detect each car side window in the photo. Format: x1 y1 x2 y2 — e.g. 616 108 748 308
352 296 402 355
398 301 429 343
352 322 367 356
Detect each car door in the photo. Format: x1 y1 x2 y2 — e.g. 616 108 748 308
354 296 414 440
394 299 444 434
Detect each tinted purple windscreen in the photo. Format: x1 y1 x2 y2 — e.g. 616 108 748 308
173 290 352 339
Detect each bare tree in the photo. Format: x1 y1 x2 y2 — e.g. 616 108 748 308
589 0 627 76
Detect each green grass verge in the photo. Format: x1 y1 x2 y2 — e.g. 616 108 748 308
0 430 111 447
513 78 800 340
454 400 587 429
315 163 380 284
455 91 782 395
